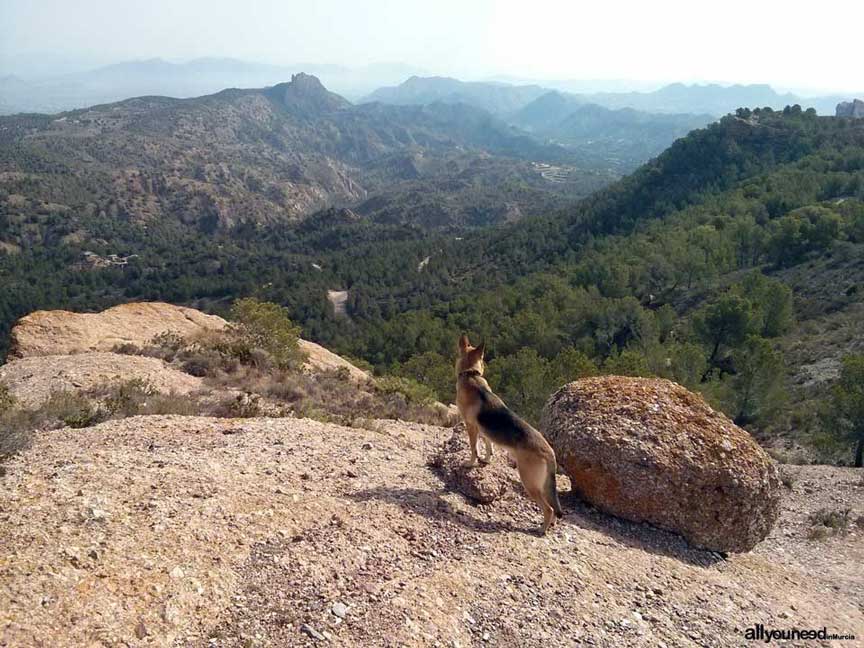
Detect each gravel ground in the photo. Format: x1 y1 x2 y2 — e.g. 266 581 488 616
0 415 861 647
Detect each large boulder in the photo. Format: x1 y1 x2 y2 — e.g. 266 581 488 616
541 376 782 552
297 339 370 383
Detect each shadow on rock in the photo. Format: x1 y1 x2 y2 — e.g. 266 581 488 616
347 486 539 536
559 490 727 568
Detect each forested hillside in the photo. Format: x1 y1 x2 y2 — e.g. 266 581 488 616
0 74 607 234
2 104 864 462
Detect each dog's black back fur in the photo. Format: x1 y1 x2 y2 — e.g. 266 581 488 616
475 387 533 447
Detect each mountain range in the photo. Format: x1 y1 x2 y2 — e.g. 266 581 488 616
0 73 607 234
0 58 426 114
364 76 851 117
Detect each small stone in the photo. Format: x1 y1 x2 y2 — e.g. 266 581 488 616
361 442 373 450
331 602 349 618
301 624 326 641
170 566 185 579
161 603 179 625
135 621 149 639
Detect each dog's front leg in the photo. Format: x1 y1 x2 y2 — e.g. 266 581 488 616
463 422 481 467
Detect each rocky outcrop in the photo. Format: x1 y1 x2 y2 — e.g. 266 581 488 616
836 99 864 118
273 72 352 116
428 424 522 503
0 353 203 408
8 302 227 358
298 339 369 382
8 302 370 382
541 376 782 552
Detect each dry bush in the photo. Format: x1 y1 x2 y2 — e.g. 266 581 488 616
807 507 853 540
1 389 102 462
99 300 453 427
0 384 16 413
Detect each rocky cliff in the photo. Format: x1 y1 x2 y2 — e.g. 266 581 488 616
836 99 864 118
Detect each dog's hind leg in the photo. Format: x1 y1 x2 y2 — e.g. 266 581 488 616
479 434 493 464
517 457 556 535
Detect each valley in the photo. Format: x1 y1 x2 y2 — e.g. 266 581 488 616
1 75 864 466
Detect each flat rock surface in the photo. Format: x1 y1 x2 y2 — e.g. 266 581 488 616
298 339 369 383
0 416 861 647
0 353 204 407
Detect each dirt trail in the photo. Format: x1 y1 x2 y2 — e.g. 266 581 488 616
0 416 861 647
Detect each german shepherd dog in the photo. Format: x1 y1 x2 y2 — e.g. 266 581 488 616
455 334 563 534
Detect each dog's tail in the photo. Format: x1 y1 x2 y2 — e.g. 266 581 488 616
546 460 563 518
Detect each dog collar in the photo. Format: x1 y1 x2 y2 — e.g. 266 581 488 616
458 369 483 378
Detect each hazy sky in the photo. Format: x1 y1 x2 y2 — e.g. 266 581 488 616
2 0 862 92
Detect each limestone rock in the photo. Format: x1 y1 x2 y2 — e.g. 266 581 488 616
8 302 369 382
298 339 369 383
541 376 782 552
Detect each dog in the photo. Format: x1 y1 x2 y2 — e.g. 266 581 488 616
455 334 563 534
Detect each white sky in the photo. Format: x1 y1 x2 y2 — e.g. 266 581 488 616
1 0 862 93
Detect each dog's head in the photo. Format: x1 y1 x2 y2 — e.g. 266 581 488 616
456 334 485 376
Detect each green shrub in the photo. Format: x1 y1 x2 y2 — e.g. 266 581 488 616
375 375 437 406
603 348 651 377
807 507 852 539
101 378 157 417
228 298 306 370
395 351 453 402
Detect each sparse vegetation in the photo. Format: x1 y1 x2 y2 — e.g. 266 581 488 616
107 301 455 427
807 507 853 540
0 384 14 414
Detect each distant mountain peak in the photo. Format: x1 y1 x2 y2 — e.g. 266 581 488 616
268 73 351 115
836 99 864 118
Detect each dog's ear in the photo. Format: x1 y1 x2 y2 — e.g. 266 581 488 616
458 334 471 353
475 341 486 358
